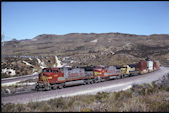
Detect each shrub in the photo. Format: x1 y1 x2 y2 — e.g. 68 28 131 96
2 103 16 112
49 97 68 109
2 74 169 112
38 102 52 112
142 92 169 112
66 97 76 108
122 96 147 112
114 90 132 101
15 104 26 112
95 92 110 101
27 101 43 111
84 95 96 103
81 107 92 112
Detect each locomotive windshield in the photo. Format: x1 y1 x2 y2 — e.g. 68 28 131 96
95 65 105 69
42 68 52 72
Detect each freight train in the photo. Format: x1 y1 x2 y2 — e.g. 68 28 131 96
35 59 160 91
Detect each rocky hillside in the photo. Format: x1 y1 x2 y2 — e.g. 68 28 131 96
1 56 61 78
1 32 169 78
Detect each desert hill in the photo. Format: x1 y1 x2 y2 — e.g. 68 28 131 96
1 32 169 78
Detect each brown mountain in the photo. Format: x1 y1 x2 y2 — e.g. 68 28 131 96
1 32 169 78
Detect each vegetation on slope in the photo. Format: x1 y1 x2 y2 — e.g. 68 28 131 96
2 73 169 112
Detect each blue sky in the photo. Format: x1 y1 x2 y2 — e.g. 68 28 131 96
2 1 169 41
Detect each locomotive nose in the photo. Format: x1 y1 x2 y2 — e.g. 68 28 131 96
42 72 51 76
38 72 51 80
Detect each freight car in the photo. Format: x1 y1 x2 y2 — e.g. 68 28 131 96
35 59 160 91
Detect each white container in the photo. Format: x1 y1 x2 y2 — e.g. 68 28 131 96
147 61 153 71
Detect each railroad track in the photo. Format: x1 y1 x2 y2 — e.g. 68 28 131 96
2 90 36 97
2 66 169 104
2 74 38 86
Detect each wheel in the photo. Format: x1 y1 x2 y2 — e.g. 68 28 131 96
83 80 86 85
35 85 40 91
83 80 88 85
44 83 51 91
129 74 132 77
106 77 110 81
90 80 94 84
117 75 121 79
58 84 63 89
87 80 91 84
58 83 65 89
93 79 96 83
96 76 101 83
52 84 58 90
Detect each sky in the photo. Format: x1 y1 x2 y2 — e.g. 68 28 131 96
1 1 169 41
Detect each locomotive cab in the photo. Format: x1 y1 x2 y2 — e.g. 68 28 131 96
94 65 106 77
38 68 64 83
36 68 64 91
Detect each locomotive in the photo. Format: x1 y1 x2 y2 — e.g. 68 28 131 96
35 59 160 91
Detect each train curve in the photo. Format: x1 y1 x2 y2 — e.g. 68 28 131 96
2 66 169 104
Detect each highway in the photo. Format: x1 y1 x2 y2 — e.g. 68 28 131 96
2 66 169 104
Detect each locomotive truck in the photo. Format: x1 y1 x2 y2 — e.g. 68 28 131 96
35 59 160 91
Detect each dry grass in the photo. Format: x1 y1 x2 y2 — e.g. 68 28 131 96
2 74 169 112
